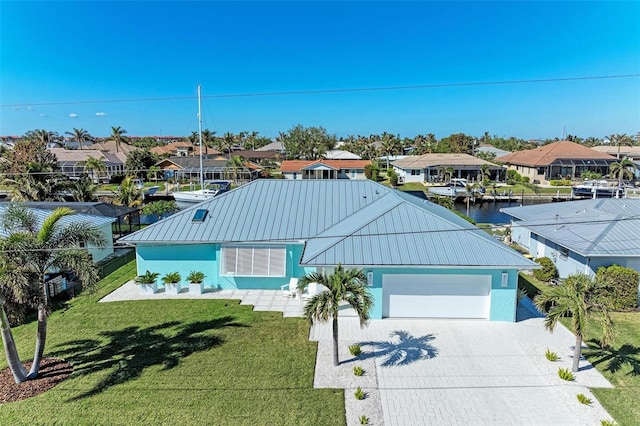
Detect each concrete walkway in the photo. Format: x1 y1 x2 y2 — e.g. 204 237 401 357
101 285 615 426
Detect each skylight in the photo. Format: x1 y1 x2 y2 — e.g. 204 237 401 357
192 209 208 222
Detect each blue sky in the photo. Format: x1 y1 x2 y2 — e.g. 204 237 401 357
1 1 639 140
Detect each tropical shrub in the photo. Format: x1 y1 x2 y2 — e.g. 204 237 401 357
558 368 575 381
577 394 592 405
596 265 640 310
187 271 206 283
136 270 159 284
545 348 560 362
354 387 366 400
349 344 362 356
549 179 572 186
162 272 181 284
533 257 557 282
353 366 364 376
600 420 617 426
142 200 179 216
581 171 602 180
364 164 373 179
388 170 399 187
359 415 369 425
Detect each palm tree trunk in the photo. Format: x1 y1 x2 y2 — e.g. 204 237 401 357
332 316 339 367
27 304 48 379
0 304 28 383
572 335 582 372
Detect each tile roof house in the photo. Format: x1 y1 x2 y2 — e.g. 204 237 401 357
391 153 504 183
48 148 125 181
280 160 372 180
501 199 640 279
496 141 617 184
591 145 640 179
120 180 537 321
155 156 261 182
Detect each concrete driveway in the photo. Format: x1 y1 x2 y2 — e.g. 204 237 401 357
310 303 615 426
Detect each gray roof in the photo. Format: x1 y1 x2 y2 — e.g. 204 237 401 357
13 202 137 218
392 153 502 169
501 199 640 257
0 205 115 238
121 180 535 268
255 141 283 152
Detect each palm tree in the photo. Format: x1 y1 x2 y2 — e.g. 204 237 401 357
299 264 373 366
607 133 634 160
0 204 105 382
226 155 245 184
69 176 98 202
609 157 636 187
108 126 128 153
479 164 490 184
83 156 107 183
148 165 161 184
113 176 143 207
65 128 93 150
201 129 216 156
534 274 615 372
217 132 236 158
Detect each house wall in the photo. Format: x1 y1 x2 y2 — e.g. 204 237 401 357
135 243 309 290
393 166 423 183
282 171 302 180
89 222 115 262
363 267 518 321
506 165 547 184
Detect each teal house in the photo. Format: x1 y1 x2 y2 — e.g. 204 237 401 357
120 180 536 321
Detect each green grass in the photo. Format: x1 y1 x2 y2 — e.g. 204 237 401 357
577 312 640 426
0 262 344 425
518 273 553 299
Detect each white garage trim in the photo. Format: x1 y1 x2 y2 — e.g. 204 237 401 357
382 274 491 319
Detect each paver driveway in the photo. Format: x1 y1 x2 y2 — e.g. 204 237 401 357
310 303 615 426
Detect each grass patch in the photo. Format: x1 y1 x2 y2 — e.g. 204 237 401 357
0 261 344 425
577 312 640 426
518 273 553 299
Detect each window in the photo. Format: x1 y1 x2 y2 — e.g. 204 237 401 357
192 209 208 222
411 169 421 176
559 245 569 259
221 246 286 277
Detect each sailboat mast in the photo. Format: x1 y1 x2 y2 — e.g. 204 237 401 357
197 84 204 189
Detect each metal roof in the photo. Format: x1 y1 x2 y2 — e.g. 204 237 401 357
0 205 115 238
501 199 640 257
121 180 536 268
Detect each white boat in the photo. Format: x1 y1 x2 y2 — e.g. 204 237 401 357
572 180 622 198
171 85 229 206
173 180 231 206
428 178 469 197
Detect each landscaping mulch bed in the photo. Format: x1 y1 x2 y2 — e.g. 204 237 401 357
0 358 72 404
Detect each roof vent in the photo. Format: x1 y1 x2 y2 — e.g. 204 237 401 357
192 209 208 222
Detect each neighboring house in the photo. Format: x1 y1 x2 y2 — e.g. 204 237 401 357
477 145 511 158
48 148 125 181
232 150 281 164
324 150 362 160
501 199 640 279
280 160 371 180
0 204 115 263
120 180 537 321
150 141 195 157
591 145 640 179
156 156 261 181
84 140 134 163
495 141 617 184
392 153 504 183
256 141 284 153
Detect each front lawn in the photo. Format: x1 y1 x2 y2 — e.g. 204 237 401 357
580 312 640 426
0 262 345 425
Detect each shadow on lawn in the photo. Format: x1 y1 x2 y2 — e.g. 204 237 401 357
584 339 640 376
358 330 438 367
50 316 246 400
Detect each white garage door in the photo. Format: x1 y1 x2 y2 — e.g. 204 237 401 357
382 274 491 319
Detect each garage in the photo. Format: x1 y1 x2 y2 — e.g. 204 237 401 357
382 274 491 319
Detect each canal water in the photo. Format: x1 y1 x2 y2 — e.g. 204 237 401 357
403 191 552 225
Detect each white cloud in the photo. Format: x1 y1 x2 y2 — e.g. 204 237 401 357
95 112 107 116
69 113 78 118
26 106 33 110
39 113 47 117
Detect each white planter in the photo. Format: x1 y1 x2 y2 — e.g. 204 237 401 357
189 282 204 295
165 282 182 295
139 282 157 294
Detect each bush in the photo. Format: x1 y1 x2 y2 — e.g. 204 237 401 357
388 170 399 187
349 344 362 356
596 265 640 310
364 164 373 179
533 257 557 282
359 415 369 425
354 387 366 400
581 171 602 180
142 200 180 216
549 179 572 186
577 393 592 405
558 368 575 381
353 366 364 376
545 348 560 362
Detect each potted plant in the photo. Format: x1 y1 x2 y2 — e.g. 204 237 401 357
162 271 182 295
187 270 206 295
136 270 159 294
